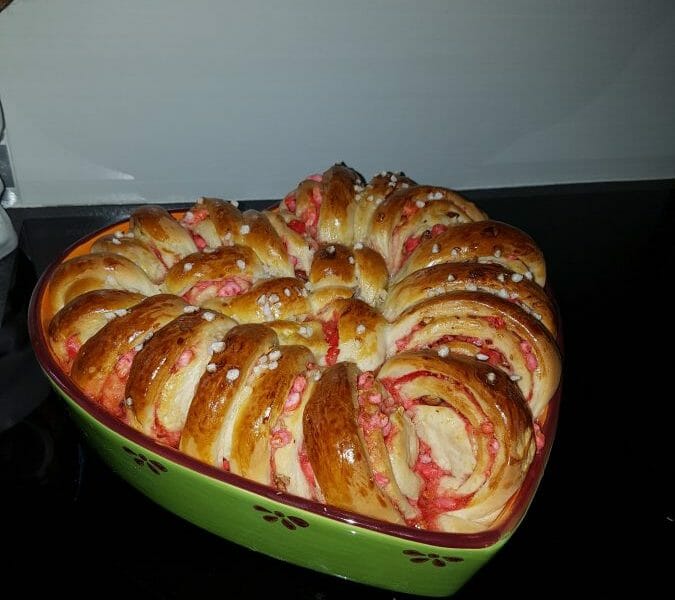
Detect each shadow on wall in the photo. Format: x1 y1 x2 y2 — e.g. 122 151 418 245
1 94 6 200
0 94 18 256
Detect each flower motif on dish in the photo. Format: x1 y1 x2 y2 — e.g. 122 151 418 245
123 446 167 475
253 505 309 530
403 549 464 567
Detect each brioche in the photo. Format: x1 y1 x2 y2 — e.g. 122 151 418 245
45 162 561 534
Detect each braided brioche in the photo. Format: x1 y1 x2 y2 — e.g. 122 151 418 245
45 163 561 533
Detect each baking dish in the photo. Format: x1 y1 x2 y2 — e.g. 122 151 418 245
28 212 561 597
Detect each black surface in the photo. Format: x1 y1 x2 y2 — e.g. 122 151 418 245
2 186 673 594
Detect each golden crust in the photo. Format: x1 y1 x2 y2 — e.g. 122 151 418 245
353 171 417 243
353 246 389 307
318 298 387 371
275 164 363 247
180 324 278 467
316 164 361 244
264 210 315 276
286 178 320 231
355 376 421 522
266 319 328 362
231 344 315 489
307 285 353 312
242 210 295 277
47 289 146 373
303 362 404 524
367 185 488 273
309 244 388 307
91 235 167 283
395 220 546 286
377 351 535 531
130 205 197 267
201 277 311 323
386 291 561 418
126 311 236 446
182 200 294 277
163 245 264 301
45 252 159 320
310 244 356 288
182 197 243 249
385 262 557 336
70 294 187 419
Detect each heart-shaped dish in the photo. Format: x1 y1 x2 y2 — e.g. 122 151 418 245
29 210 561 597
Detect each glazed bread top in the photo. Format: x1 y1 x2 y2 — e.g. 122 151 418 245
303 362 404 524
393 220 546 285
130 205 198 267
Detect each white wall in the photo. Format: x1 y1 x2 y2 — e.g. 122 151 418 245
0 0 673 207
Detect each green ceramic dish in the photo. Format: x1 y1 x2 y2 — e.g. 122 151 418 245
28 216 561 597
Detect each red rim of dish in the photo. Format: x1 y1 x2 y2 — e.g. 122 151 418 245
27 210 562 550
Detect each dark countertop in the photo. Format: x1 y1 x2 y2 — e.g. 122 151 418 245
0 249 13 325
2 182 672 595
